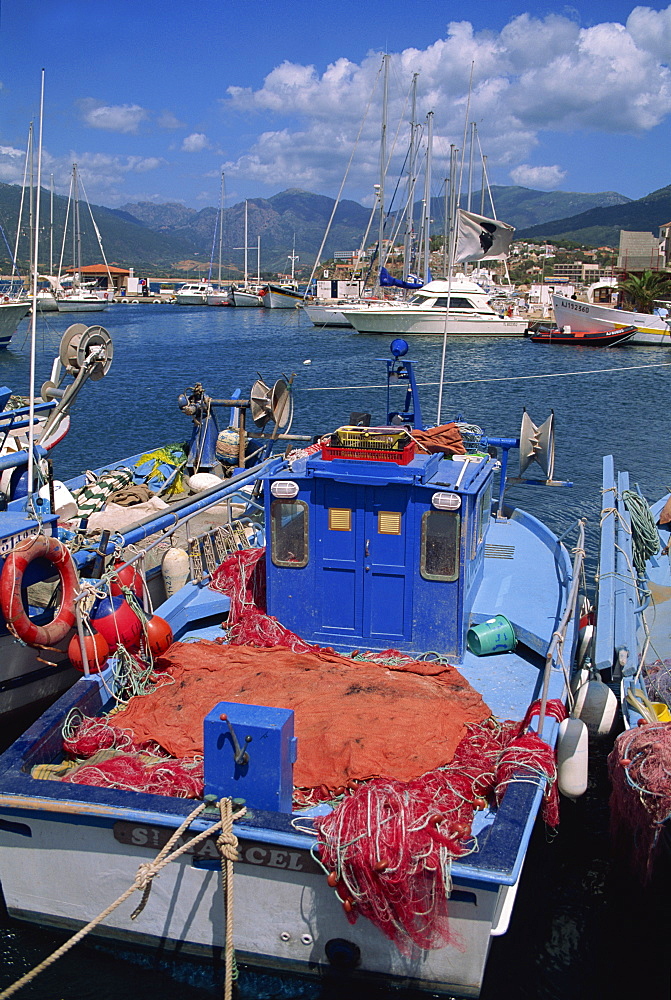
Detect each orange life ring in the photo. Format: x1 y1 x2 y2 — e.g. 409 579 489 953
0 534 78 647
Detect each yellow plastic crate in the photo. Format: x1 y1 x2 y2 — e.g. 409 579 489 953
333 425 410 450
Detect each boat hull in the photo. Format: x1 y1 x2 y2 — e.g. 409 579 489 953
302 303 353 327
0 301 30 347
552 295 670 345
263 286 303 309
57 298 108 313
341 307 527 336
232 289 264 307
529 327 637 347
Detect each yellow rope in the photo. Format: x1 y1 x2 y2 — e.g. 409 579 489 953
0 799 243 1000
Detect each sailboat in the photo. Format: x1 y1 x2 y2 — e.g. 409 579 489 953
56 164 110 313
231 201 265 307
263 237 304 308
207 172 232 306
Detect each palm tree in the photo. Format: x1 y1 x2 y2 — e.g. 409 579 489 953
618 270 671 313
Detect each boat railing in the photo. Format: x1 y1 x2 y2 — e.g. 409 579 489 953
537 517 586 737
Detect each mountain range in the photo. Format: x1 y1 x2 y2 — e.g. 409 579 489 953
0 180 667 277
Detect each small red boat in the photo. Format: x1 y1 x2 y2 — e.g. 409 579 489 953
529 325 637 346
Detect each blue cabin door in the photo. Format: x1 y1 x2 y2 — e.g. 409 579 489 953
316 482 412 645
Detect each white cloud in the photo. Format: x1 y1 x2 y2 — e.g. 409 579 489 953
79 99 148 133
221 9 671 193
157 111 184 129
0 145 28 183
181 132 210 153
510 164 567 189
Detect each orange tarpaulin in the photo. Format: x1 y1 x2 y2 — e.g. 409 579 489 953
411 423 467 456
110 641 490 792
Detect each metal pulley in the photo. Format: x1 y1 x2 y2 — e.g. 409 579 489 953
58 323 114 380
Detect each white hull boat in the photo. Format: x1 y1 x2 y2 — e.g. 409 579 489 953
0 301 30 347
232 286 265 307
175 283 214 306
302 302 354 327
341 278 527 336
207 289 232 307
263 283 303 309
57 294 108 313
552 294 671 345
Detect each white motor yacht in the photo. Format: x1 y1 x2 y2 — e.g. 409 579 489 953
175 282 214 306
340 276 527 336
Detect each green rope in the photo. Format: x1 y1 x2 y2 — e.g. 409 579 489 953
622 489 660 575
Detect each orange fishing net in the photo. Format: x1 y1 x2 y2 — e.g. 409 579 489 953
108 640 491 794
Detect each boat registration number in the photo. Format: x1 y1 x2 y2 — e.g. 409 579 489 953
113 821 321 874
0 527 40 556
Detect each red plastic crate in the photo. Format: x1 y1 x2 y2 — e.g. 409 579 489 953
320 440 416 464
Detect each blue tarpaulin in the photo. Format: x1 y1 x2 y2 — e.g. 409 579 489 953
379 267 423 290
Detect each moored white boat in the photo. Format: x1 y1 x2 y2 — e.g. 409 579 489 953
302 301 353 327
207 287 232 307
552 292 671 345
263 282 304 309
175 282 214 306
56 291 108 313
0 300 30 347
341 276 527 336
231 284 266 307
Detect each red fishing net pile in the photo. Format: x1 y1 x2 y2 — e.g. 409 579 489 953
61 713 204 797
315 699 565 954
608 721 671 880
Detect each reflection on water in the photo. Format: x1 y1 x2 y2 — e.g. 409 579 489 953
1 306 670 999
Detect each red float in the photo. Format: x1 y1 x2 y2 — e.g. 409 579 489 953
109 560 144 599
67 630 110 673
141 615 174 659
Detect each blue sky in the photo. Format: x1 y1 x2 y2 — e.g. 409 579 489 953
1 1 671 212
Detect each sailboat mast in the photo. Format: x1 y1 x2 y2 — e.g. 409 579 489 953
403 72 419 281
376 53 389 290
218 171 224 286
421 111 433 284
27 70 45 497
244 200 248 285
49 173 54 275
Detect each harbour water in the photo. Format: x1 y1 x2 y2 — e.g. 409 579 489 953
1 304 670 999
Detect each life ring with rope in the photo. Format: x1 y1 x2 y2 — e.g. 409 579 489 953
0 533 78 647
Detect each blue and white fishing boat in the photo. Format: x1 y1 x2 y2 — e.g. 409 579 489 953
0 340 585 998
595 458 671 880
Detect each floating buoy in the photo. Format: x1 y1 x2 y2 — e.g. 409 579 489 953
162 545 190 597
141 614 174 658
67 630 110 673
556 717 589 798
303 359 311 365
91 595 142 652
109 560 144 599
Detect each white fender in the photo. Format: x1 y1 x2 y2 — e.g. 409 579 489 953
557 717 589 799
574 674 618 735
161 545 190 598
188 472 224 493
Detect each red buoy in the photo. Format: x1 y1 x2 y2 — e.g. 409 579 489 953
141 614 174 659
109 560 144 599
67 630 110 673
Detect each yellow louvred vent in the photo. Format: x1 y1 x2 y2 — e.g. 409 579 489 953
378 511 401 534
329 508 352 531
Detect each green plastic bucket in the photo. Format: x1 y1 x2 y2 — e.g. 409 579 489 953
467 615 517 656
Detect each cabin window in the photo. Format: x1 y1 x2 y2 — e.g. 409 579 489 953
420 510 460 581
328 508 351 531
270 499 309 567
431 297 474 310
